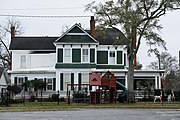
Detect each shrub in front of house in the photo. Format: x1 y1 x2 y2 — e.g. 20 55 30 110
51 94 59 101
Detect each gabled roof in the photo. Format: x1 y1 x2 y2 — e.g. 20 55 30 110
54 23 98 44
9 37 58 50
9 25 125 51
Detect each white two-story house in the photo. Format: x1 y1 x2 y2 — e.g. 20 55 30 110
8 16 164 96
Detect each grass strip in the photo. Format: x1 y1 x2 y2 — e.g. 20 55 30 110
0 102 180 112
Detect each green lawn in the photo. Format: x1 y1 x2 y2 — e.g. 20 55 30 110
0 102 180 112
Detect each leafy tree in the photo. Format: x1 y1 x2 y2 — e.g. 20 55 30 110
22 79 47 99
31 79 47 91
86 0 180 102
22 80 32 91
7 85 22 95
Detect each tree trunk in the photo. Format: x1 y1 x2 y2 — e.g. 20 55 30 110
127 37 135 102
127 55 135 103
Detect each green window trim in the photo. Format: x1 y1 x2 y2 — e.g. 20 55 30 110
124 53 126 66
53 78 56 91
44 78 46 91
55 63 96 68
78 73 82 91
71 73 74 90
58 49 63 62
69 26 84 33
72 49 81 62
90 49 95 63
117 51 123 64
25 77 28 91
97 51 108 64
60 73 63 91
96 65 124 69
14 77 17 85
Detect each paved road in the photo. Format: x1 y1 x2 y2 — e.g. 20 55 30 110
0 109 180 120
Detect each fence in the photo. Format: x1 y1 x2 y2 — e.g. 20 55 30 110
134 89 180 102
0 88 10 106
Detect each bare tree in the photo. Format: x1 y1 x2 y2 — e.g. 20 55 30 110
0 17 24 69
148 52 180 92
147 51 178 74
1 17 24 36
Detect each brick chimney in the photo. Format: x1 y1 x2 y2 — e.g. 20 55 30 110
90 16 95 37
11 26 15 38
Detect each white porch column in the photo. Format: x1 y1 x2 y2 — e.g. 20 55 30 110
56 71 60 91
125 72 128 88
159 76 161 89
155 76 158 89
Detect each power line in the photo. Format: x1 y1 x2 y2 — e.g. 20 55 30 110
0 7 84 11
0 14 91 18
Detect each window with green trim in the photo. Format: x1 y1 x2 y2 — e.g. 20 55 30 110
72 49 81 62
53 78 56 91
57 49 63 62
117 51 123 64
90 49 95 63
97 51 108 64
78 73 82 90
60 73 63 91
124 53 126 66
71 73 74 90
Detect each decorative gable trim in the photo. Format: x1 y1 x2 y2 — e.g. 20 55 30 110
54 23 98 44
67 33 86 35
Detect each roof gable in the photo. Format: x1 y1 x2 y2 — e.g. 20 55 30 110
68 26 84 33
55 24 98 44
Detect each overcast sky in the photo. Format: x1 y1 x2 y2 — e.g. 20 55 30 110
1 0 180 69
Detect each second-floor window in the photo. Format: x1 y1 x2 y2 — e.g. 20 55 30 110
109 51 115 64
20 55 26 68
65 49 70 57
64 49 71 63
110 51 115 57
82 49 88 62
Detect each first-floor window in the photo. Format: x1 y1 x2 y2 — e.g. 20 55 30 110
18 77 24 85
47 78 53 91
14 77 28 86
